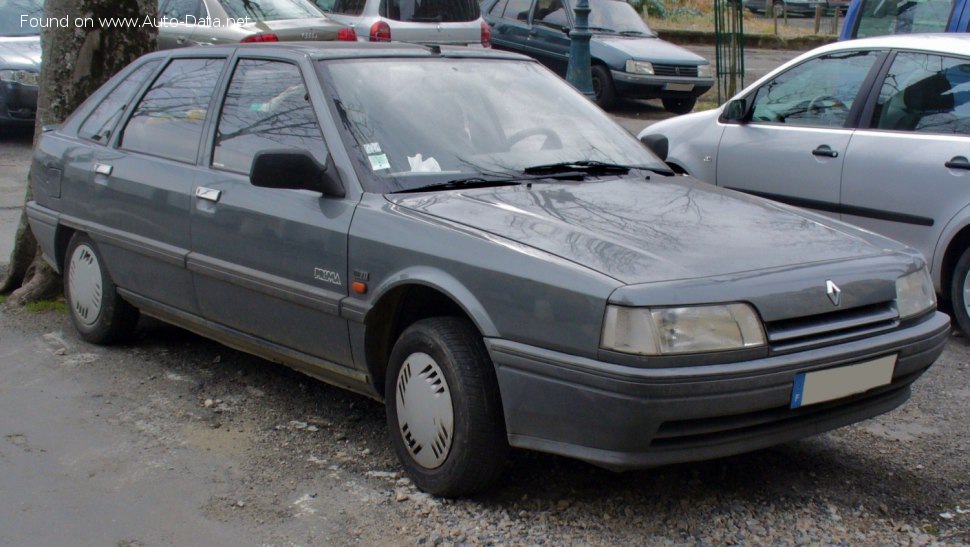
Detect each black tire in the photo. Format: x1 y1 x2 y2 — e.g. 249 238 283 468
950 247 970 336
385 317 508 497
662 97 697 115
64 233 139 344
590 64 616 110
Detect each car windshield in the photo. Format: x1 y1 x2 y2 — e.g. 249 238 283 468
219 0 324 21
564 0 654 35
318 57 664 193
0 0 44 36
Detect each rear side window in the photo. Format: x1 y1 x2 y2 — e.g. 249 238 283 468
873 52 970 135
853 0 955 38
121 58 226 163
318 0 367 15
79 61 160 144
380 0 480 22
213 59 327 175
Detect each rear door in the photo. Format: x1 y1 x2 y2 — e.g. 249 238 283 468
381 0 482 44
157 0 204 49
841 50 970 265
487 0 537 57
189 56 356 367
716 50 883 219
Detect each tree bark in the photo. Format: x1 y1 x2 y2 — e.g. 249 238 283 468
2 0 157 304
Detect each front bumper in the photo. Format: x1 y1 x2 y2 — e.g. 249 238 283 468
0 81 38 125
610 71 714 100
487 311 949 469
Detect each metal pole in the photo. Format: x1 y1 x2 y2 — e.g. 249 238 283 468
566 0 594 98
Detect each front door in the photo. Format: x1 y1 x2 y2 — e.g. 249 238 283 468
717 50 884 219
189 58 356 367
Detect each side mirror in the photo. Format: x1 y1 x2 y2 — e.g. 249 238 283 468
639 134 668 162
250 150 345 198
720 98 750 124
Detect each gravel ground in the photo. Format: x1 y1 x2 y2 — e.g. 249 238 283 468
2 304 967 545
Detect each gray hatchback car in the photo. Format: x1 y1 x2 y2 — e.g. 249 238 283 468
27 43 948 496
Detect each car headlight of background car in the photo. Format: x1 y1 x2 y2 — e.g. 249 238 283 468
625 60 655 75
601 303 766 355
0 69 39 87
698 64 713 78
896 267 936 319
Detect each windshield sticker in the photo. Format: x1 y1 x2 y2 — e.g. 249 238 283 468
408 154 442 173
369 154 390 171
363 142 382 155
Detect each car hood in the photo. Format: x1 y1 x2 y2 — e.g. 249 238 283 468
593 35 707 65
0 37 41 69
387 177 900 285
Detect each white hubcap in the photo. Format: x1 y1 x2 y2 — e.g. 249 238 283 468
395 352 454 469
68 244 104 327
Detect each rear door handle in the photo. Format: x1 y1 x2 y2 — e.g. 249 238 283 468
812 145 839 158
195 187 222 202
946 156 970 170
94 163 112 176
176 36 187 44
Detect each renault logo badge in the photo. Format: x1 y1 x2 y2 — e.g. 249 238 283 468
826 280 841 307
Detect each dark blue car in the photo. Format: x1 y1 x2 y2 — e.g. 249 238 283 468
482 0 713 112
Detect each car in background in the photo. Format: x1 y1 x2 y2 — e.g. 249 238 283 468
312 0 490 46
482 0 713 111
637 34 970 333
839 0 968 40
0 0 43 128
26 42 948 497
743 0 832 17
157 0 356 49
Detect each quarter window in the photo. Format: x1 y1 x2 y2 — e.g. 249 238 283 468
213 60 327 175
121 58 226 163
873 52 970 135
749 51 880 128
79 61 160 144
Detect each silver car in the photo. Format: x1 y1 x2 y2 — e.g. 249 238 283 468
639 34 970 334
157 0 356 49
27 43 947 497
312 0 489 46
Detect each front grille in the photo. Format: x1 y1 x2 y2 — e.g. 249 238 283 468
653 64 699 77
764 302 899 354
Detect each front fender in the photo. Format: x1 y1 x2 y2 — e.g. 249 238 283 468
932 203 970 290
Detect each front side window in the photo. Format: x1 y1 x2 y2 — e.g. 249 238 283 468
380 0 480 22
534 0 568 27
213 59 327 175
121 58 226 163
79 61 160 144
564 0 654 35
749 50 881 128
874 52 970 135
502 0 533 21
853 0 954 38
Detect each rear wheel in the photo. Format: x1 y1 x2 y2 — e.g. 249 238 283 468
64 233 139 344
591 64 616 110
950 247 970 335
385 317 508 497
662 97 697 115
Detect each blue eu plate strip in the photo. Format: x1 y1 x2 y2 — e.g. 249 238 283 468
791 373 806 409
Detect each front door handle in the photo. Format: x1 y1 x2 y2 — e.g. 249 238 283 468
195 187 222 203
176 36 187 45
946 156 970 171
812 145 839 158
94 163 112 176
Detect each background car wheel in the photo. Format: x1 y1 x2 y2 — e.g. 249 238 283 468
385 317 508 497
64 233 139 344
591 64 616 110
950 247 970 336
662 97 697 115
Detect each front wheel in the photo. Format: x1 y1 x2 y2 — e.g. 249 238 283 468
64 233 139 344
662 97 697 115
385 317 508 497
591 64 616 110
950 247 970 335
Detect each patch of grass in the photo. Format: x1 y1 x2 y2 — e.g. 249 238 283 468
24 299 68 314
922 524 941 536
650 11 840 37
0 295 6 305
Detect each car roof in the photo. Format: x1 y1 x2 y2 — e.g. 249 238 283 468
816 33 970 56
142 42 534 62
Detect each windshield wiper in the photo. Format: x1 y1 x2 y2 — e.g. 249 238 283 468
522 160 673 177
618 30 650 35
393 177 524 194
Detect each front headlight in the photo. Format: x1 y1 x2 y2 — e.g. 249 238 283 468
625 60 654 75
895 267 936 319
697 64 713 78
601 303 766 355
0 69 39 86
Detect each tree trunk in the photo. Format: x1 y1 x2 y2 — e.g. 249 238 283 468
2 0 157 305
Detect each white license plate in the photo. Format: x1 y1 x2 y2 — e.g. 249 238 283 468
790 354 896 409
664 83 694 92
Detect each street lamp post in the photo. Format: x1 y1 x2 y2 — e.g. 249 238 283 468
565 0 594 98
